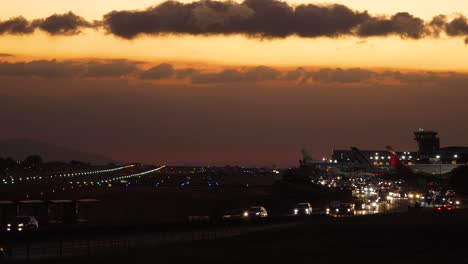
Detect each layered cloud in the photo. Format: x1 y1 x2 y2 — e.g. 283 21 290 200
1 59 468 87
1 0 468 43
0 59 139 78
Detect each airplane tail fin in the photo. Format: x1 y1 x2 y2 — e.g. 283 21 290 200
386 146 412 174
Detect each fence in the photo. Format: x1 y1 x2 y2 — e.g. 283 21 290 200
1 222 296 261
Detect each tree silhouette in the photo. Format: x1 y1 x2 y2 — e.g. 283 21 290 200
23 155 43 167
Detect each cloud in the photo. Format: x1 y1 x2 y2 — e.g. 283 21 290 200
0 60 80 78
0 59 139 78
445 15 468 36
101 0 433 40
429 15 447 36
83 60 139 78
292 3 368 37
0 53 14 57
357 12 427 39
0 12 94 36
140 63 174 79
191 66 281 83
309 68 376 83
286 68 306 81
0 17 34 35
2 59 468 88
1 1 468 43
175 68 200 79
33 12 94 35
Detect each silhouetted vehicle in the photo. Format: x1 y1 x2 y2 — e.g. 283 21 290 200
353 198 365 210
293 203 312 216
446 190 456 197
243 206 268 218
398 191 408 198
435 204 453 212
6 216 38 232
0 246 5 261
326 201 341 215
337 203 355 216
447 197 461 206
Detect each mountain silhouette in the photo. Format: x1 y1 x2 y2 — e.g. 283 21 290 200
0 138 118 165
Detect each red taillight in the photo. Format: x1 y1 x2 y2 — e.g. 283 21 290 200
437 207 442 211
447 207 452 211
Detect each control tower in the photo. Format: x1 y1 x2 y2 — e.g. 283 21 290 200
414 128 440 156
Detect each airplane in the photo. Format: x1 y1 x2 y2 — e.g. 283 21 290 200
386 146 462 176
300 148 375 177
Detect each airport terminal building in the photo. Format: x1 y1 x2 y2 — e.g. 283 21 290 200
332 129 468 165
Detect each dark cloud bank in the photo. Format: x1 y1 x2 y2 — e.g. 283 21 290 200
1 0 468 43
0 59 467 87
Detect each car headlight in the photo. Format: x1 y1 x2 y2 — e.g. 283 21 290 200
456 201 460 205
18 223 24 227
243 212 248 217
335 208 339 212
305 209 310 213
18 228 23 231
7 223 11 227
255 212 260 215
347 209 350 212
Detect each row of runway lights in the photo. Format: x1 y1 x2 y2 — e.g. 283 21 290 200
2 165 135 185
24 166 165 198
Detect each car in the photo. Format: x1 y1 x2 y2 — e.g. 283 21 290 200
433 196 449 206
326 201 341 215
447 197 461 206
243 206 268 218
407 192 421 199
337 203 355 216
6 216 39 232
445 190 456 197
435 204 453 212
293 203 312 216
353 198 365 210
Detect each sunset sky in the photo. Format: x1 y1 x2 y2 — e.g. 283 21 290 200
1 0 468 166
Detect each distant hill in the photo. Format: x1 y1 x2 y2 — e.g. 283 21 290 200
0 138 118 165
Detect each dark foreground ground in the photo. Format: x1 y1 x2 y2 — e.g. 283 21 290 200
17 209 468 264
